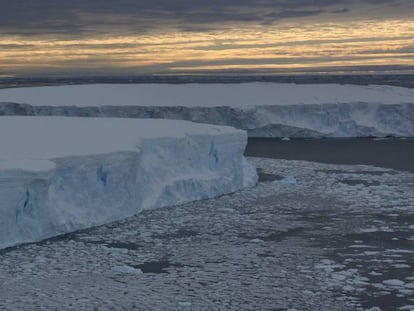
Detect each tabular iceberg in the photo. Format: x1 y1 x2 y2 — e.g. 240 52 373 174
1 83 414 138
0 117 257 249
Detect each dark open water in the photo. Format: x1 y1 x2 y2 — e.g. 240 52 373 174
246 138 414 172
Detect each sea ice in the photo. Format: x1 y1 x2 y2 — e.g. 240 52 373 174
382 279 405 287
111 265 143 274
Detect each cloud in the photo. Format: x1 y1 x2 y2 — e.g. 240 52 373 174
0 0 410 37
265 9 325 20
1 0 413 76
332 8 350 14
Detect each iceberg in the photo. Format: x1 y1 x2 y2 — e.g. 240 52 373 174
0 117 257 249
1 83 414 137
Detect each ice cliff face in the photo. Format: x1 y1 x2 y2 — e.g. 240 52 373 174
0 117 257 249
1 102 414 138
0 83 413 138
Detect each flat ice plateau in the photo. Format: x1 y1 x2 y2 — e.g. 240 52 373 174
1 83 414 137
0 117 257 249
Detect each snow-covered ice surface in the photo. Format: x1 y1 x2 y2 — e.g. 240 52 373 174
1 158 413 310
0 117 256 249
1 83 414 137
1 83 414 107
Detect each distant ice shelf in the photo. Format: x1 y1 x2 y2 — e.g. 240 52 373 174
0 83 414 138
0 117 257 249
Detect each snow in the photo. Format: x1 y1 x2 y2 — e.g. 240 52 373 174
0 83 413 107
0 117 257 249
1 83 414 138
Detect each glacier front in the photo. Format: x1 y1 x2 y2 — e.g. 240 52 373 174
0 117 257 249
1 83 414 137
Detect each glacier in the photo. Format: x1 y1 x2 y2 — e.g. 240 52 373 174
0 117 257 249
1 83 414 137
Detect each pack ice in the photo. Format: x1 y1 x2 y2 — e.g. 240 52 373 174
1 83 414 137
0 117 257 249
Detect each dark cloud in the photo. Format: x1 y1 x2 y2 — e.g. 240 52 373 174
0 0 410 36
332 8 350 14
265 10 324 19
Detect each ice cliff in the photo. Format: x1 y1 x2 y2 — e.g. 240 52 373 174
0 117 257 249
1 83 414 138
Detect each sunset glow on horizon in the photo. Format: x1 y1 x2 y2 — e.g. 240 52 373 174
1 1 414 76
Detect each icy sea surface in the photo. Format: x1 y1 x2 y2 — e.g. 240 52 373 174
1 158 414 310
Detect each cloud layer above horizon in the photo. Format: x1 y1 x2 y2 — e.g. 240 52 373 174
1 0 414 76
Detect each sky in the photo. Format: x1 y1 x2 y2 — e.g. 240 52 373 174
1 0 414 76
